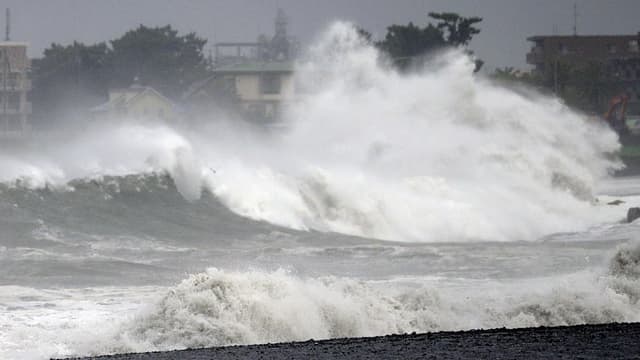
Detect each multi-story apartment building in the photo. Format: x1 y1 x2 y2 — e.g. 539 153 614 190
526 34 640 112
527 34 640 75
0 41 31 134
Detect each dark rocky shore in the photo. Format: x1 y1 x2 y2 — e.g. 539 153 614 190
64 322 640 360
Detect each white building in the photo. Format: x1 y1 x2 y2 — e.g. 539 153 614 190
0 41 31 135
91 83 179 122
212 61 295 120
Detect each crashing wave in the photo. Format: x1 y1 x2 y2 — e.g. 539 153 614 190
115 248 640 352
0 22 624 243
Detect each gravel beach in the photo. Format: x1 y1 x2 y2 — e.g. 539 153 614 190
64 322 640 360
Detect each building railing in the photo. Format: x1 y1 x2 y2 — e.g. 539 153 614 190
526 48 545 64
0 102 31 114
22 102 31 114
0 78 30 91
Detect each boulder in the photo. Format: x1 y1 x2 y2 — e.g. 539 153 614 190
627 207 640 223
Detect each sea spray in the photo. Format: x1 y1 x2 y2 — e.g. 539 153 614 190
113 255 640 353
4 238 640 359
202 22 622 241
0 22 624 242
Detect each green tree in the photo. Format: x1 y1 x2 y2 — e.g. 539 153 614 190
491 67 541 85
372 12 482 71
491 67 519 82
564 61 612 113
490 62 616 115
108 25 209 99
376 22 445 69
428 12 482 46
356 27 373 44
30 25 212 125
31 41 110 126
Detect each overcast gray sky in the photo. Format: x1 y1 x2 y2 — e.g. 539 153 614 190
4 0 640 71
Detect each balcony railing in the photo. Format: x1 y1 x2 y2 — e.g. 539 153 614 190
0 79 30 91
526 51 544 64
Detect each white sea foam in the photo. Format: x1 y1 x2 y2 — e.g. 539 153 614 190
0 286 161 360
106 245 640 354
0 22 624 244
109 237 639 353
200 23 623 241
4 240 640 360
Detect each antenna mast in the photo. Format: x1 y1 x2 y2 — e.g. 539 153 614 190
5 8 10 41
573 3 578 36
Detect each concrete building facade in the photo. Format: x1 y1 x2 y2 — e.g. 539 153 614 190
91 83 179 121
526 34 640 113
0 41 31 134
212 61 295 121
527 35 640 75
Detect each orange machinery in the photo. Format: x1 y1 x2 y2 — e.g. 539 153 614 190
604 93 630 135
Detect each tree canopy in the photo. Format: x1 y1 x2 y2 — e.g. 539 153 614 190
109 25 209 99
376 23 445 69
31 25 210 124
428 12 482 46
368 12 483 71
31 42 110 125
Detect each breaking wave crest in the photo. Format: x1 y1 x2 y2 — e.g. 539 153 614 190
0 22 624 242
108 243 640 353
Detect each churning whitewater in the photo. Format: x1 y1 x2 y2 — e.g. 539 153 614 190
1 23 639 359
0 23 623 243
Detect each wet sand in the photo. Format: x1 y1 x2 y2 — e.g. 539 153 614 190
65 322 640 359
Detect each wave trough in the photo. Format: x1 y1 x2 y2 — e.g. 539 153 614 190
0 22 625 244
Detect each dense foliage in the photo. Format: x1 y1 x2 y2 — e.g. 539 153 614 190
490 61 616 114
31 25 209 125
362 12 483 71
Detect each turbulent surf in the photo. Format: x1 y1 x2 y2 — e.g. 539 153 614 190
1 23 639 359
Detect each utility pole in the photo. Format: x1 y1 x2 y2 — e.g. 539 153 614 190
573 3 578 36
554 59 559 94
5 8 9 41
2 8 9 132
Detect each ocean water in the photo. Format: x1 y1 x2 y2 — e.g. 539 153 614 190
2 23 640 359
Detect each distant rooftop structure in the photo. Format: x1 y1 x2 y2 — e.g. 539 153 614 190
213 9 298 67
91 83 179 121
527 34 640 67
526 32 640 111
0 8 31 136
212 61 294 74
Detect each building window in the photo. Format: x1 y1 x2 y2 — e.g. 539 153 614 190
630 40 639 53
2 114 21 130
247 103 267 119
558 43 569 54
8 93 19 111
8 73 17 89
223 76 235 91
260 75 281 95
608 44 617 54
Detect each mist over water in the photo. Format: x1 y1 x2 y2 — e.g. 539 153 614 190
1 22 638 359
0 23 622 242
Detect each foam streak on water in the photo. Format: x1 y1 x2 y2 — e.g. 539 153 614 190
204 23 621 242
4 251 640 359
0 23 623 243
0 22 635 360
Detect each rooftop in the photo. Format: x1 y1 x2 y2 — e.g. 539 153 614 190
0 41 28 47
91 86 175 113
528 34 640 42
213 61 294 74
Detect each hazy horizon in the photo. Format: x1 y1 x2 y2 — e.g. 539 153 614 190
1 0 639 71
